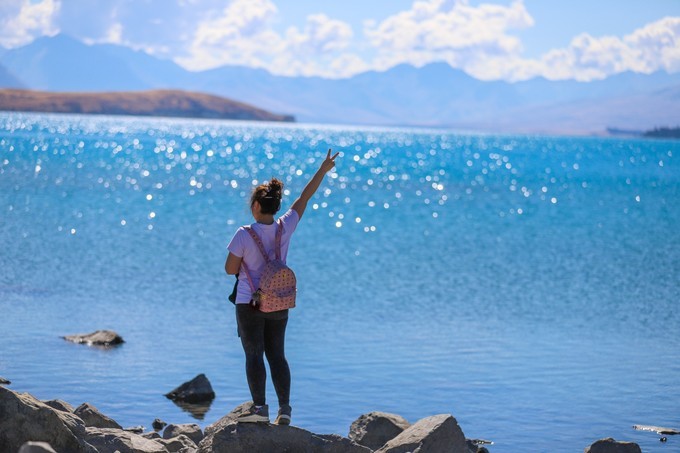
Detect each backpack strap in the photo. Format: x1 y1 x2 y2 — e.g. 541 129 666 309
275 219 283 260
240 260 257 294
243 226 270 263
240 222 284 294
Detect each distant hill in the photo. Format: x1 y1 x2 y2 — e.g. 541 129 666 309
0 89 295 122
1 34 679 133
643 126 680 139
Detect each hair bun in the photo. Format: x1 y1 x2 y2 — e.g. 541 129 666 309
267 178 283 198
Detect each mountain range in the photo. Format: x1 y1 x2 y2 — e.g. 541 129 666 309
1 34 679 134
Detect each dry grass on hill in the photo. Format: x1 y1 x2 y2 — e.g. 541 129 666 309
0 89 294 122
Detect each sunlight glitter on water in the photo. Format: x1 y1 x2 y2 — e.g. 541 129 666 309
1 113 679 453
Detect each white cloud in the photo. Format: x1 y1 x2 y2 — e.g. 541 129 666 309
104 22 123 45
361 1 680 82
178 0 363 77
526 16 680 81
178 0 282 71
276 14 358 77
285 14 352 55
363 0 534 72
0 0 60 48
1 0 677 83
623 16 680 74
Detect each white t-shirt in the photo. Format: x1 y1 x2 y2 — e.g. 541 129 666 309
227 208 300 304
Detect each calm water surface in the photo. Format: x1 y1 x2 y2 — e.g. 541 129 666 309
1 113 679 452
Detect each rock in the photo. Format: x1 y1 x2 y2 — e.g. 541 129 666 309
125 426 146 434
62 330 124 346
376 414 468 453
165 374 215 404
584 438 642 453
632 424 680 435
466 438 493 453
197 401 371 453
158 434 198 453
75 402 123 429
0 376 10 385
152 418 167 431
349 411 411 450
0 386 96 453
163 423 203 446
43 399 75 413
143 432 162 440
18 441 58 453
85 427 167 453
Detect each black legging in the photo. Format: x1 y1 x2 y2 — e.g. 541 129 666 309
236 304 290 407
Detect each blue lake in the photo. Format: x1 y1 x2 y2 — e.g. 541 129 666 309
1 113 679 452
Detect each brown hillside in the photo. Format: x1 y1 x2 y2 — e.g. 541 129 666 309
0 89 294 122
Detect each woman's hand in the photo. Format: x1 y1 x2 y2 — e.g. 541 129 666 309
292 148 340 219
320 149 340 173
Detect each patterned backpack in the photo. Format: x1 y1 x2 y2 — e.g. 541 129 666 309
240 220 297 312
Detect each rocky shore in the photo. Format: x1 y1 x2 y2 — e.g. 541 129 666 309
0 383 648 453
0 384 486 453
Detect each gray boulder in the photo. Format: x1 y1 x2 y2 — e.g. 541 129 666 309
75 402 123 429
63 330 124 346
376 414 468 453
163 423 203 446
349 411 411 450
0 386 96 453
158 434 198 453
584 438 642 453
43 399 75 413
165 374 215 403
85 427 167 453
18 442 57 453
153 418 168 431
198 401 371 453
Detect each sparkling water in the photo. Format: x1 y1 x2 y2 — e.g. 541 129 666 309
1 113 679 452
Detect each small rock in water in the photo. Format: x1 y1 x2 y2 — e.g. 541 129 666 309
62 330 124 347
152 418 167 431
164 373 215 403
467 438 494 453
0 376 10 385
633 424 680 435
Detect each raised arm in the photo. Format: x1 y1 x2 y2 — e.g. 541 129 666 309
291 149 339 220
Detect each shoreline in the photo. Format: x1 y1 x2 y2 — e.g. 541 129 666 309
0 383 653 453
1 384 486 452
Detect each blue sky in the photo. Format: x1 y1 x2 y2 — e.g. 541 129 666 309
1 0 679 81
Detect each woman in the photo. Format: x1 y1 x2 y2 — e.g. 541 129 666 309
225 149 339 425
